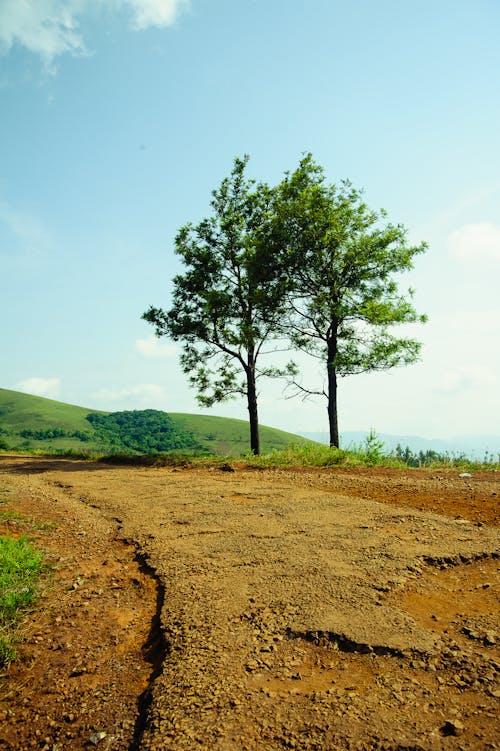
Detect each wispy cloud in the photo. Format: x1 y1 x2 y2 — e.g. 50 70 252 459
92 383 165 403
127 0 189 30
0 200 52 259
448 222 500 262
16 377 61 399
0 1 87 66
436 365 497 394
0 0 189 68
135 334 177 358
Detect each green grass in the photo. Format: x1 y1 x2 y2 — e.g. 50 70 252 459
0 387 101 433
242 442 500 471
243 443 349 467
0 534 45 664
0 388 314 456
3 389 496 468
168 413 311 456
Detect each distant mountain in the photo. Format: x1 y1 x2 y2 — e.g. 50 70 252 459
298 431 500 458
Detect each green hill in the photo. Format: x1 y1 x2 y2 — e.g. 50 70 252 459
167 413 310 456
0 388 311 456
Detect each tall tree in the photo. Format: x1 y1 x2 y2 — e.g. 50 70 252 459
273 155 427 448
142 156 293 455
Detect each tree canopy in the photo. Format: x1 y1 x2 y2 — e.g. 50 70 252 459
271 154 427 447
86 410 200 453
142 156 294 455
143 154 426 453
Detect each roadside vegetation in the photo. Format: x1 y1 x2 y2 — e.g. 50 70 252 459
37 440 497 472
242 438 500 471
0 528 46 665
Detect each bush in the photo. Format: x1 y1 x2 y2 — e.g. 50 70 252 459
86 409 203 454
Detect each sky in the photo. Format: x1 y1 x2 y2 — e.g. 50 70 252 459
1 0 499 441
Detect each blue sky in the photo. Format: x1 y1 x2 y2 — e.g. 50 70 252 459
1 0 499 440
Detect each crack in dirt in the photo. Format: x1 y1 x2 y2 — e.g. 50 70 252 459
1 457 499 751
128 548 168 751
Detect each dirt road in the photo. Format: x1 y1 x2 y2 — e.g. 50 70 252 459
0 457 498 750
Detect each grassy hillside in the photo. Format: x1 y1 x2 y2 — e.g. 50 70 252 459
169 413 310 456
0 388 310 456
0 388 99 432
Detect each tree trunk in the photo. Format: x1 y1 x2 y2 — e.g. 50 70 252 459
246 360 260 455
327 337 339 449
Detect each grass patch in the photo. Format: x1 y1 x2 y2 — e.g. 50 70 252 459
242 440 500 471
244 443 349 468
0 510 28 524
0 535 45 665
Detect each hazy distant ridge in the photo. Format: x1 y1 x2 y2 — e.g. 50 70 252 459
298 431 500 457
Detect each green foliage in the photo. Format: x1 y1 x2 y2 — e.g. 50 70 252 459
363 429 385 465
0 389 313 457
0 535 45 664
20 428 92 441
168 413 311 456
142 155 428 452
143 156 296 454
391 444 500 469
245 443 347 467
269 154 427 446
243 442 499 471
86 409 203 454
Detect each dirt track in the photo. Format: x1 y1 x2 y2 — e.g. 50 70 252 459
0 456 498 750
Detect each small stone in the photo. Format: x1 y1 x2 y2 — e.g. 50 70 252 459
89 732 107 744
441 719 465 736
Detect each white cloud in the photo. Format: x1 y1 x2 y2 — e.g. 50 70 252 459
0 0 188 66
448 222 500 262
127 0 189 30
0 1 87 65
92 383 165 402
16 377 61 399
135 333 177 358
436 365 497 394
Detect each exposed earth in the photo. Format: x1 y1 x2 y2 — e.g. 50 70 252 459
0 455 498 751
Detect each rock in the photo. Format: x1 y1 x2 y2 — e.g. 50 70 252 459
89 731 107 744
219 463 235 473
441 719 465 736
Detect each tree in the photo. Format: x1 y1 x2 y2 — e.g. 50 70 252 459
272 155 427 448
142 156 293 455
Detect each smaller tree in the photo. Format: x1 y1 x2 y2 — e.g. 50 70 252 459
142 156 294 455
273 155 427 448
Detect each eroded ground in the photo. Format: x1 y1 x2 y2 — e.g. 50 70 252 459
0 457 498 751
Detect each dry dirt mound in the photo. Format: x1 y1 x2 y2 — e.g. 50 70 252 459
0 457 498 751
